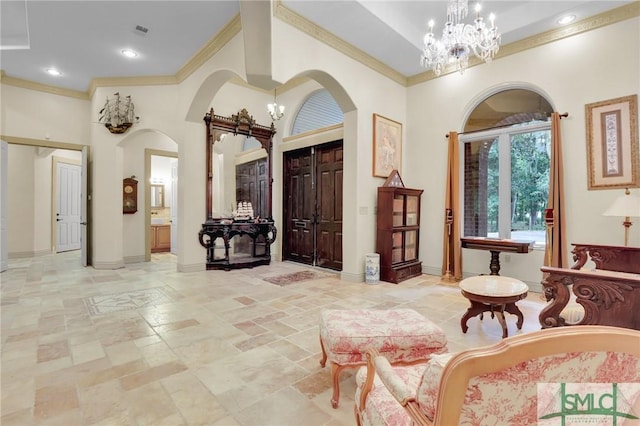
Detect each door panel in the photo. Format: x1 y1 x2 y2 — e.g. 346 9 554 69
284 149 314 265
1 141 7 272
283 141 343 270
81 146 88 266
170 160 177 254
57 162 82 252
316 143 343 270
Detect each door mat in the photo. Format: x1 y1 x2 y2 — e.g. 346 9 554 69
262 270 335 286
83 287 171 316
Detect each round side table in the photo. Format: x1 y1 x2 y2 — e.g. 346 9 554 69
459 275 529 338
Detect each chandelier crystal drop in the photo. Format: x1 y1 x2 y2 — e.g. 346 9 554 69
420 0 500 76
267 88 285 122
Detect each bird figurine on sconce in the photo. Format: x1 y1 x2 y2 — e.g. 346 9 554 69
98 92 140 134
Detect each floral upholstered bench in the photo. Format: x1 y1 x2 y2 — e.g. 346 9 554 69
319 309 448 408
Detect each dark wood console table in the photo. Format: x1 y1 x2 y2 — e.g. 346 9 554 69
199 218 277 270
461 237 534 275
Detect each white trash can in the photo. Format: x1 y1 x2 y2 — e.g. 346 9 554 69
365 253 380 284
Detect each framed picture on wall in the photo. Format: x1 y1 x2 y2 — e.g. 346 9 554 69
373 113 402 178
585 94 639 190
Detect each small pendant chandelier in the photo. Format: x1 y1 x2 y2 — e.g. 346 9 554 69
267 88 285 122
421 0 501 76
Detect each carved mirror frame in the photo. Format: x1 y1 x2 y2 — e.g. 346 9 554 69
204 108 276 220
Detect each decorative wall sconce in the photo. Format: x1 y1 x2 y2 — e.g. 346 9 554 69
98 92 139 134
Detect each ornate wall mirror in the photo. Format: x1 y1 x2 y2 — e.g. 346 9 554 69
199 109 277 271
204 108 276 220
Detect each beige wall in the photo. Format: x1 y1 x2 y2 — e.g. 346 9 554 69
406 17 640 286
7 145 35 256
1 13 638 285
1 85 90 144
121 131 178 262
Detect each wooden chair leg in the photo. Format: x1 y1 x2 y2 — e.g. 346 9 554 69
319 335 328 368
330 362 346 408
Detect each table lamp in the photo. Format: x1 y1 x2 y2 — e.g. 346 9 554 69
602 188 640 246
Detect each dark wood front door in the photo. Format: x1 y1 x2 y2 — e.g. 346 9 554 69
315 143 343 270
283 141 343 270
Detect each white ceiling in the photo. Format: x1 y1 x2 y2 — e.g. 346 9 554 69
0 1 633 93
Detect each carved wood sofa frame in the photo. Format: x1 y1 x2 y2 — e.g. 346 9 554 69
355 326 640 425
539 243 640 330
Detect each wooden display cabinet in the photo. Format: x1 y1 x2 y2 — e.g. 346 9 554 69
376 171 423 283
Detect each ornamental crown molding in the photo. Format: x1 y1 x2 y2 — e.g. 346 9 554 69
1 2 638 96
408 1 640 86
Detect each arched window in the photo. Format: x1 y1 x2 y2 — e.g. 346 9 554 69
461 89 554 246
291 89 343 135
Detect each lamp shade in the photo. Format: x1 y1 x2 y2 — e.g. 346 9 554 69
602 190 640 218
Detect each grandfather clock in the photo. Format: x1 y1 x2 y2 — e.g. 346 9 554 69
123 177 138 214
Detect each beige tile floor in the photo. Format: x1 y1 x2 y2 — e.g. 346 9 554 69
1 252 546 425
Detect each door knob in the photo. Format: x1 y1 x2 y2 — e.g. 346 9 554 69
56 218 62 222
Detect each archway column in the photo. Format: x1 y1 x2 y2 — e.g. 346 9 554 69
339 110 363 282
176 120 207 272
90 128 125 269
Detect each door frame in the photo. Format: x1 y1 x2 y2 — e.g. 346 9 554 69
0 136 90 266
0 140 7 272
282 139 343 269
144 148 178 261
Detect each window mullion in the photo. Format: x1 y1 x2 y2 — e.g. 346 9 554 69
498 134 511 239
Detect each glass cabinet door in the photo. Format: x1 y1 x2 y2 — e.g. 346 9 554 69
404 230 417 261
392 232 403 263
405 195 418 226
392 195 404 227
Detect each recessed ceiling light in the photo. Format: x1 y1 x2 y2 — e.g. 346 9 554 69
121 49 138 58
46 68 61 76
557 15 576 25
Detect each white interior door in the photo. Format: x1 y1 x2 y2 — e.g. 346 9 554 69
0 140 7 272
81 146 88 266
56 162 82 252
170 160 178 254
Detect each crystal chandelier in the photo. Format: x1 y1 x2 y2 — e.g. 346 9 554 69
267 88 285 122
421 0 500 76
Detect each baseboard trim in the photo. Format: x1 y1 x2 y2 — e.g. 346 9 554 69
178 263 206 273
123 255 145 264
92 260 125 270
422 265 442 276
340 271 363 283
8 249 51 259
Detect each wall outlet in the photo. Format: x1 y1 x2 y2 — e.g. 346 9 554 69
505 254 511 262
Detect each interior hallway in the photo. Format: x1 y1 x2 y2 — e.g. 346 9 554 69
1 252 546 425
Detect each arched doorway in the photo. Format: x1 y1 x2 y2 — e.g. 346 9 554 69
282 89 344 270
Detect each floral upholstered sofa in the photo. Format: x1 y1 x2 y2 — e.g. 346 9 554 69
355 326 640 425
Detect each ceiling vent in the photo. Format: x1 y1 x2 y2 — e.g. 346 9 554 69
134 25 149 34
